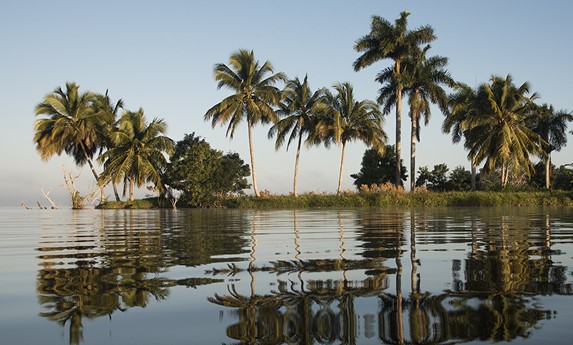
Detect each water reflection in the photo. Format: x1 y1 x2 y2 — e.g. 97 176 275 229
33 208 573 344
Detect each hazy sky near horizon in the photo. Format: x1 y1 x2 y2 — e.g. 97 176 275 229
2 1 573 207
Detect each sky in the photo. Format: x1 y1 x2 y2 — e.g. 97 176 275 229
1 1 573 207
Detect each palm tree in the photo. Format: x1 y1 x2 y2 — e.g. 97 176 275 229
98 109 174 201
528 104 573 189
34 82 113 202
463 75 542 187
318 82 387 194
268 75 324 197
444 82 482 190
205 49 286 197
378 47 454 190
93 90 124 201
354 12 436 186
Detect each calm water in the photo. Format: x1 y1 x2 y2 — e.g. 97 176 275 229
1 207 573 345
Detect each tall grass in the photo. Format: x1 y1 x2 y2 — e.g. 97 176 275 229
223 190 573 209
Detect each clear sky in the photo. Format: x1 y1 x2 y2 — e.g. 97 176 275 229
1 1 573 207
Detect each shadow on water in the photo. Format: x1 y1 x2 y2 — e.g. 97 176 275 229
34 207 573 344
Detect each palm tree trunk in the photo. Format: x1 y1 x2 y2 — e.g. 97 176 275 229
545 155 551 189
470 154 477 190
293 133 303 197
247 119 260 197
337 141 347 194
129 178 134 202
395 60 403 187
113 182 121 201
410 114 417 191
79 143 105 202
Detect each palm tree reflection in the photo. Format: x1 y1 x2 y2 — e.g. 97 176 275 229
210 208 570 345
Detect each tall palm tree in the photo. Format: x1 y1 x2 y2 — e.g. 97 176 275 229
34 82 113 202
463 75 542 187
354 12 436 186
268 75 324 197
93 90 124 201
98 109 174 201
318 82 387 194
205 49 286 197
444 82 481 190
378 47 454 190
528 104 573 189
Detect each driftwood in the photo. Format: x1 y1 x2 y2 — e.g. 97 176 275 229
62 167 98 209
40 187 58 209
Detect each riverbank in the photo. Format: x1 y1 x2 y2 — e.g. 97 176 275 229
98 190 573 209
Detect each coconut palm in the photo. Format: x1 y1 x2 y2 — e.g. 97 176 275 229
378 47 454 190
463 75 542 187
205 49 286 197
268 75 324 196
354 12 436 186
98 109 174 201
444 82 483 190
34 82 113 202
318 82 387 194
528 104 573 189
92 90 124 201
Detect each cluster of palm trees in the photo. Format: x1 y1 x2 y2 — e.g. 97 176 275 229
205 49 386 197
445 75 573 189
34 82 174 204
207 12 572 196
35 12 572 203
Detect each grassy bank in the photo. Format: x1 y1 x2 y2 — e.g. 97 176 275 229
222 190 573 209
96 190 573 209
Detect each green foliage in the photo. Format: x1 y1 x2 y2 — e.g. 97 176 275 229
416 163 449 191
164 133 250 207
553 165 573 190
448 166 473 191
222 190 573 208
98 198 158 209
351 145 407 188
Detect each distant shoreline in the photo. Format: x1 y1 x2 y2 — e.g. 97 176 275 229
95 190 573 209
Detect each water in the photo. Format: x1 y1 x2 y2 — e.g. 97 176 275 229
1 207 572 344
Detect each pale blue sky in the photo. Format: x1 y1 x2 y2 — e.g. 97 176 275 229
1 1 573 206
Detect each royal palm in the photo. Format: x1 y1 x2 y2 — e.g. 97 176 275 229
268 75 323 197
34 82 113 202
378 47 453 190
354 12 435 186
98 109 174 201
205 49 286 197
318 82 387 194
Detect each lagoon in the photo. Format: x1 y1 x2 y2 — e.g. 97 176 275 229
1 207 572 344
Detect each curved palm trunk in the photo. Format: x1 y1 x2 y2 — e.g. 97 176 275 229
293 133 303 197
80 143 105 203
112 182 121 201
395 60 403 187
410 113 417 191
247 120 260 197
337 141 347 194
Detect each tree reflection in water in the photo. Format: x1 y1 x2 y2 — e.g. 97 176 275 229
35 209 237 345
209 208 572 345
33 208 573 345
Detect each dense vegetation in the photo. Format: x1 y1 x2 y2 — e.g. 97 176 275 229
33 11 573 209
